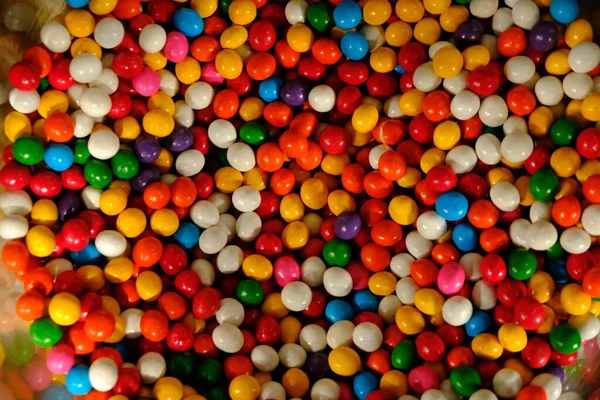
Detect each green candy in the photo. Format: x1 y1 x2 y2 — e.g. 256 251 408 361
530 169 559 203
322 238 351 267
450 365 481 397
111 149 140 180
168 353 194 381
84 159 113 189
38 77 50 92
546 241 565 261
73 139 91 164
455 0 471 3
4 333 34 366
391 340 417 370
508 249 537 280
550 323 582 354
196 359 223 384
217 148 230 167
236 279 264 306
204 386 228 400
550 119 579 146
219 0 233 13
306 2 333 32
12 136 45 165
240 122 268 145
30 317 63 348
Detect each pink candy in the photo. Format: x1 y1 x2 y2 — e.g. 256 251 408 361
274 256 300 287
201 62 225 87
22 360 52 391
164 32 189 63
437 261 466 295
408 365 439 394
46 343 75 374
132 67 160 97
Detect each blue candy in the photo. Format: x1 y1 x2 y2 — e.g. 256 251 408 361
110 342 128 361
43 385 73 400
174 221 201 249
173 8 204 37
66 0 89 8
353 371 378 400
435 191 468 221
452 222 477 252
66 364 92 395
44 144 74 172
549 0 579 24
340 32 368 61
353 290 379 312
547 260 569 283
465 311 491 337
259 77 283 103
69 242 101 265
325 299 355 323
333 1 362 30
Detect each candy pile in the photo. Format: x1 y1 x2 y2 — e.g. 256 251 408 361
1 0 600 398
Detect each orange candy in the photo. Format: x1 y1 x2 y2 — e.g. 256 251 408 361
279 130 308 159
411 259 438 287
371 219 403 247
191 36 220 62
257 142 285 172
342 164 366 194
270 169 295 196
140 309 169 342
171 177 197 208
551 195 581 227
246 52 277 81
361 243 391 272
144 182 171 209
133 237 164 268
44 111 75 143
16 290 46 321
213 89 240 119
2 240 29 272
378 151 407 181
468 199 500 229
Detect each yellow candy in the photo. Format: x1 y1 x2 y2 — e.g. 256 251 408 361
114 116 141 140
243 167 268 191
148 92 176 116
31 199 59 226
281 193 305 222
565 19 593 48
239 97 265 121
551 147 581 178
228 0 257 25
64 10 95 37
433 120 461 150
498 323 528 352
380 370 408 397
576 159 600 183
229 375 261 400
154 377 184 400
534 305 556 334
104 257 134 284
399 89 425 116
89 0 117 15
328 190 356 215
117 208 147 238
395 0 425 23
545 49 571 76
143 110 175 137
486 167 514 186
515 176 535 206
221 25 248 49
363 0 392 25
71 38 102 58
176 57 202 85
433 46 463 78
153 148 174 173
300 178 329 210
322 153 350 176
414 18 441 45
105 316 125 343
136 270 163 301
352 103 379 134
581 93 600 122
191 0 217 18
420 148 446 173
282 368 309 398
99 188 128 216
281 221 309 250
389 195 418 225
215 49 244 79
472 333 503 360
397 167 421 188
150 209 179 236
328 346 361 376
395 305 426 335
242 254 273 281
261 293 289 319
462 45 490 71
49 293 81 326
215 167 244 193
78 265 105 291
4 112 32 142
144 52 168 70
280 316 301 344
424 0 451 14
26 225 55 257
414 288 444 315
560 283 591 316
370 47 397 73
504 359 533 385
528 106 554 137
38 90 69 118
368 272 397 296
0 341 4 368
440 5 469 32
385 21 413 47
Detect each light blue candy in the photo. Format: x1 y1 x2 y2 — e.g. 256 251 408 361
354 371 378 400
66 0 89 8
333 1 362 30
44 144 74 172
43 385 73 400
325 299 355 323
435 191 468 221
340 32 368 60
173 8 204 37
353 290 379 312
66 364 92 395
69 242 101 265
174 221 201 249
466 311 491 337
259 77 283 103
452 222 477 252
550 0 579 24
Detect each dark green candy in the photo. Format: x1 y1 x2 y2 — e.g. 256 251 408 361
217 148 230 167
306 2 333 32
546 241 565 261
450 365 481 397
220 0 233 13
74 139 91 164
196 359 223 384
84 160 113 189
508 249 537 280
30 317 63 348
168 353 194 381
236 279 264 306
530 169 559 203
240 122 268 145
550 119 579 146
322 238 351 267
38 77 50 92
12 136 45 165
391 340 417 370
204 386 228 400
550 323 582 354
111 149 140 180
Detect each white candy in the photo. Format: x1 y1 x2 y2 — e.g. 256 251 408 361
446 145 477 174
9 88 40 114
299 324 327 352
322 267 353 297
308 85 336 113
563 72 594 100
378 295 402 324
94 18 125 49
175 149 205 176
492 7 514 35
531 373 562 400
260 381 286 400
440 379 460 400
191 259 215 286
4 2 35 32
470 389 499 400
174 100 194 127
326 321 355 349
216 245 244 275
503 115 527 136
121 308 143 339
390 253 415 278
470 0 498 18
472 280 497 310
236 212 262 241
413 62 442 92
568 313 600 341
208 192 231 213
560 227 591 254
89 358 118 392
443 70 468 95
352 322 382 352
232 186 261 212
490 181 520 212
139 24 167 53
80 88 112 118
0 215 28 240
185 82 214 109
526 220 557 251
493 368 522 398
369 144 388 170
217 214 237 242
504 56 535 84
530 200 552 223
442 296 473 326
450 90 480 120
301 257 326 287
461 253 483 281
479 95 508 127
251 345 279 372
511 0 539 29
311 379 340 400
212 323 244 353
535 76 564 106
67 84 87 109
278 343 306 368
136 352 166 384
208 119 237 148
199 226 228 254
428 42 453 59
568 42 600 73
360 25 385 51
90 69 119 95
70 54 103 84
510 219 531 249
285 0 307 25
215 298 245 326
475 133 502 165
41 22 71 53
501 131 534 163
396 277 420 305
482 34 500 61
582 204 600 236
416 211 447 240
227 142 256 172
160 173 177 187
383 95 404 118
95 230 127 257
88 130 120 160
405 230 433 259
421 390 448 400
281 281 312 312
159 70 180 97
190 197 219 228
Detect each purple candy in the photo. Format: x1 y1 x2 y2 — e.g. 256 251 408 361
545 362 566 382
304 352 331 381
529 21 559 53
135 135 161 163
164 127 194 152
132 166 161 192
454 20 484 49
58 191 81 221
280 80 308 107
334 211 362 240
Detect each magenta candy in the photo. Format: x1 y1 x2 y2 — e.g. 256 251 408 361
408 365 440 394
274 255 301 287
437 261 466 295
164 32 189 63
132 67 161 97
46 343 75 374
201 62 225 87
22 360 52 391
